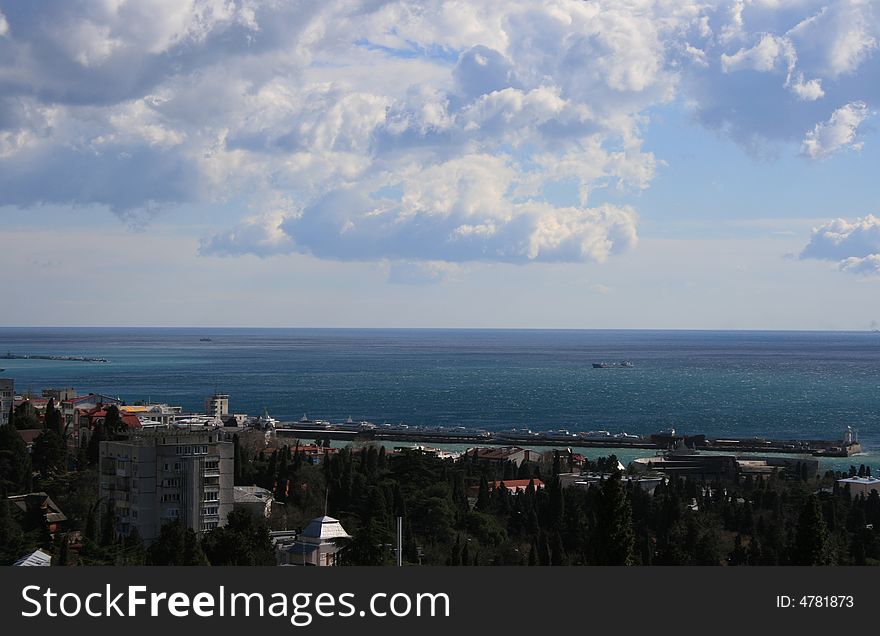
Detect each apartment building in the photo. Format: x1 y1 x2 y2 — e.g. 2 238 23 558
0 378 12 426
99 427 233 543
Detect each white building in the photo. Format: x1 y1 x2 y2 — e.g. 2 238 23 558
838 476 880 499
205 393 229 419
280 516 351 566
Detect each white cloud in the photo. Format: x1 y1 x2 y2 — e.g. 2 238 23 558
0 0 878 278
800 101 869 159
841 255 880 275
800 214 880 275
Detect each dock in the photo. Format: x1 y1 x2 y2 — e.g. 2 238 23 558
273 423 862 457
2 352 109 363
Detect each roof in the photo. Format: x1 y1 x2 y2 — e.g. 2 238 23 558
8 492 68 524
838 476 880 484
489 479 545 491
13 549 52 567
469 446 527 461
16 429 43 445
300 516 351 542
234 485 274 504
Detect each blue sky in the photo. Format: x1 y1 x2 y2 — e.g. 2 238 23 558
1 1 879 329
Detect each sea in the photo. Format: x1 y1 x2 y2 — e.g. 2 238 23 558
1 328 878 471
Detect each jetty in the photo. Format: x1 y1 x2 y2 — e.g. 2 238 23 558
274 421 862 457
2 352 109 363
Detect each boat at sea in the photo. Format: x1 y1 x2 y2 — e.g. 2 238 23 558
592 361 634 369
199 337 212 342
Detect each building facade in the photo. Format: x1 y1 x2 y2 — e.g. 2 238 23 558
0 378 12 426
99 428 234 543
205 393 229 419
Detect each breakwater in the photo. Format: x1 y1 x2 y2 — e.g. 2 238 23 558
2 352 109 363
274 425 861 457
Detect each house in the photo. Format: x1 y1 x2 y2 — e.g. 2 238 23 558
8 492 67 534
838 476 880 499
13 548 52 567
279 516 351 566
234 485 274 518
488 479 545 494
466 446 539 467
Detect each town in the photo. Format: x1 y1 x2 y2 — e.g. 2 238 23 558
1 376 879 567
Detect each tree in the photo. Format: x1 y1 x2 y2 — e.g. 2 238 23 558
0 492 24 565
594 471 635 565
794 495 833 565
31 429 67 476
148 520 208 565
44 399 63 435
0 423 33 492
104 405 123 435
12 401 40 430
202 509 275 566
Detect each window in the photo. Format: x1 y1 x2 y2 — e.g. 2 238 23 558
160 493 181 503
200 521 218 532
204 490 219 502
162 478 180 487
163 463 170 471
204 459 219 471
202 506 219 516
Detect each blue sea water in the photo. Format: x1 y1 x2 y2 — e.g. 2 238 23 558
1 328 878 468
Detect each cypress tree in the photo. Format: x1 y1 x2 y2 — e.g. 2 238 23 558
594 471 635 565
794 495 833 565
475 476 490 512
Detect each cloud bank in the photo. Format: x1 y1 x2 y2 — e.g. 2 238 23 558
800 215 880 275
0 0 877 274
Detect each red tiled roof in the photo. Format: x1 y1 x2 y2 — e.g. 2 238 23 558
489 479 545 491
122 414 142 429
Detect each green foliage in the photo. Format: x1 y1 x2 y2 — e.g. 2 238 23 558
0 423 33 492
202 508 275 565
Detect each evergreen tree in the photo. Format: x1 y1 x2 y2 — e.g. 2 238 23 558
31 428 67 476
475 476 490 512
0 492 24 565
0 423 33 492
794 495 833 565
594 471 635 565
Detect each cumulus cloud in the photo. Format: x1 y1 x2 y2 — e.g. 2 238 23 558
800 101 869 159
0 0 878 277
800 214 880 275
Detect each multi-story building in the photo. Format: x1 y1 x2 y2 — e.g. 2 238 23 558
204 393 229 419
99 427 233 543
0 378 13 426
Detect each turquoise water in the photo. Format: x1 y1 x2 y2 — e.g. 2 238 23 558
1 327 878 469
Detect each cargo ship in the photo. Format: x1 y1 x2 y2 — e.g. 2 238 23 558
592 361 634 369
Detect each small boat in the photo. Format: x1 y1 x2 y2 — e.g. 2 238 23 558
199 338 213 342
592 361 634 369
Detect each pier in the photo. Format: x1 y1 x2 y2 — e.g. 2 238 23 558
272 422 862 457
2 352 109 363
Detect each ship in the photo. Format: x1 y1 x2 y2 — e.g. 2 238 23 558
199 337 213 342
592 360 634 369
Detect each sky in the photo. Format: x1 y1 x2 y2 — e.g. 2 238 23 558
1 0 879 329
